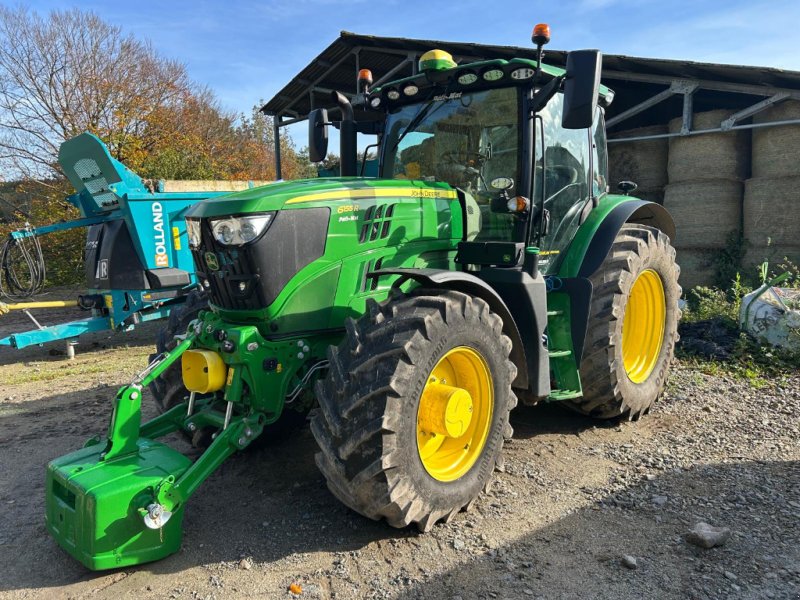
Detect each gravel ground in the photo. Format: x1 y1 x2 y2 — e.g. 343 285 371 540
0 311 797 600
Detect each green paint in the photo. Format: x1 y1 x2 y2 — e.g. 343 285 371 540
46 440 191 570
556 194 633 278
544 292 583 400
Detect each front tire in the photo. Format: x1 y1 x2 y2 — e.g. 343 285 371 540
311 289 517 531
148 290 208 413
566 224 681 419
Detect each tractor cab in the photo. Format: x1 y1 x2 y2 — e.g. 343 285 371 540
309 36 611 275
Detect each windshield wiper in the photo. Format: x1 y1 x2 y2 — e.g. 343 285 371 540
389 100 436 154
389 91 453 154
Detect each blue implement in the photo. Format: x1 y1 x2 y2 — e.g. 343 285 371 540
1 132 270 351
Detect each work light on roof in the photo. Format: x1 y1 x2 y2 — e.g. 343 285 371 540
369 95 381 108
419 49 457 72
482 68 504 82
457 71 478 85
510 67 535 80
387 89 400 100
403 84 419 96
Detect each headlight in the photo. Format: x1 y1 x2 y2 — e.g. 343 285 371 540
186 218 202 248
209 213 275 246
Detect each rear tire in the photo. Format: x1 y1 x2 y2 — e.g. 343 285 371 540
565 224 680 419
311 289 517 532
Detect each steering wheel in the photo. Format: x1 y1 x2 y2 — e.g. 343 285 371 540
543 182 584 209
548 164 579 185
435 151 488 189
440 150 487 167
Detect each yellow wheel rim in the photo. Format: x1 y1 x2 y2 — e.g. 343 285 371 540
622 269 666 383
416 346 494 482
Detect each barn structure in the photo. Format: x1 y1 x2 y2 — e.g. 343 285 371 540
262 32 800 290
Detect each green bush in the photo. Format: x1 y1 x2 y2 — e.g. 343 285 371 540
680 273 800 376
0 182 85 289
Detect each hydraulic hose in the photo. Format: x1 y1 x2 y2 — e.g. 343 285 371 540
0 227 47 300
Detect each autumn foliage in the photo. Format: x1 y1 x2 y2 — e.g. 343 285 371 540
0 7 314 286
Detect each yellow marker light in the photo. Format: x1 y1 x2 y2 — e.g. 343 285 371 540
182 349 228 393
419 49 457 71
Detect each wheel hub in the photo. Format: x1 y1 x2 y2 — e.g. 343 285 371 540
622 268 666 383
418 379 474 438
416 346 494 482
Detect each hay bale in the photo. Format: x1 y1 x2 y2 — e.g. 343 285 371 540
608 125 668 193
743 244 800 272
743 176 800 247
668 110 750 183
160 180 272 192
634 188 665 205
663 179 743 249
675 247 719 290
752 99 800 178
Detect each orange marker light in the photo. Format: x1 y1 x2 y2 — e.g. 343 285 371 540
507 196 531 213
358 68 374 89
532 23 551 46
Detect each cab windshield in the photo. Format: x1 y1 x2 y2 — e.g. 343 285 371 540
381 87 520 241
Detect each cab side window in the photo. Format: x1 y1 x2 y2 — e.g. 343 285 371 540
591 107 608 197
534 93 592 272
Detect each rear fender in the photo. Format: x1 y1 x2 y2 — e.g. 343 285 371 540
559 197 675 280
373 268 529 390
552 198 674 374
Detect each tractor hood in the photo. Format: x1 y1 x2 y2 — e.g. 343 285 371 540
185 177 458 218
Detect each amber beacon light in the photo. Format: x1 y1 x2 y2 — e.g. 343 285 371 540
358 69 373 93
532 23 551 46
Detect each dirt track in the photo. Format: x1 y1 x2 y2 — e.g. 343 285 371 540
0 307 798 599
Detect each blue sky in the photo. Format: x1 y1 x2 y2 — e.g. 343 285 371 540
21 0 800 138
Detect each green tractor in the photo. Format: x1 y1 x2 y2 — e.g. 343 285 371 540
45 28 680 570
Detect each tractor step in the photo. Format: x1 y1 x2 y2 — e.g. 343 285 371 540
548 389 583 401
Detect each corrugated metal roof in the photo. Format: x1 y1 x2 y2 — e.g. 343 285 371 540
262 31 800 129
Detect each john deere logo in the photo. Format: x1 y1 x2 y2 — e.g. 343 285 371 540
204 251 220 271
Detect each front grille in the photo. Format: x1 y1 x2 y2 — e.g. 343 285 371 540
192 208 330 311
193 220 263 311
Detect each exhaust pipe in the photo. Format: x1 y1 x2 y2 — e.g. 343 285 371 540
331 91 358 177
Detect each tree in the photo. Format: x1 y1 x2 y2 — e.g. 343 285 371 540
0 7 320 289
0 6 190 181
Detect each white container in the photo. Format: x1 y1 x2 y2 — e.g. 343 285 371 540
739 286 800 350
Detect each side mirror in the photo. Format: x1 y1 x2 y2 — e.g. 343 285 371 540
308 108 329 163
562 50 602 130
